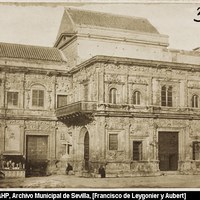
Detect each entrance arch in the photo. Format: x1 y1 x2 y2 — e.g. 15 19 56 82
79 127 90 171
84 132 89 170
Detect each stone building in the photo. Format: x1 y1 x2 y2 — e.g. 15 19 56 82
1 7 200 177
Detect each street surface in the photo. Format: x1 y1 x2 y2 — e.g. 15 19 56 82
0 174 200 189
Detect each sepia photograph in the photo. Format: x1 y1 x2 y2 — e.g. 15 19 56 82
1 0 200 190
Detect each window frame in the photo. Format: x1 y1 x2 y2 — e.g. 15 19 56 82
31 85 46 110
192 94 199 108
133 90 141 105
193 141 200 160
161 85 173 107
32 89 44 107
132 141 143 161
109 88 117 104
109 133 118 151
7 91 19 107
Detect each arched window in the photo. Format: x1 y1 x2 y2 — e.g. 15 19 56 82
192 95 199 108
109 88 117 104
161 85 172 107
133 91 141 105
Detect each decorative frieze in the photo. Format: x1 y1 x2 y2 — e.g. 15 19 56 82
25 120 55 131
105 73 125 84
188 81 200 89
105 117 129 129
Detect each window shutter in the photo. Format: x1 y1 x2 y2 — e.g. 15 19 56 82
168 86 172 107
161 86 166 106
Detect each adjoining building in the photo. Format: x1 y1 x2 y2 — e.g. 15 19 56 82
1 7 200 177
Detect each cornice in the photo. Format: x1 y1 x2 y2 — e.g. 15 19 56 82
70 55 200 74
0 65 70 77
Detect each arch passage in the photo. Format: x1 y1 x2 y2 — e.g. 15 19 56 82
84 131 89 170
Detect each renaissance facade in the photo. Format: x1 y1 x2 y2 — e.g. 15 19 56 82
1 8 200 177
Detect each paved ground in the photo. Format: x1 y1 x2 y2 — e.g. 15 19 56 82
1 174 200 189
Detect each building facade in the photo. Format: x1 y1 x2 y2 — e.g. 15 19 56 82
1 7 200 177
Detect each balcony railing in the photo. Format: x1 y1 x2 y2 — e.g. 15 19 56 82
55 101 200 120
56 101 97 118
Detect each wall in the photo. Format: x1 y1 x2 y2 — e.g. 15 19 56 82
68 60 200 176
0 62 71 175
75 36 200 67
61 40 78 70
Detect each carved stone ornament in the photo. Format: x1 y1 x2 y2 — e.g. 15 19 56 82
59 113 95 127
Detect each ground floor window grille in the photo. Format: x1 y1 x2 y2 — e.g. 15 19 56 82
109 134 118 150
193 141 200 160
133 141 142 160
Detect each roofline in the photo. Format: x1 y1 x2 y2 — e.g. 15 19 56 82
0 63 70 76
0 41 57 50
69 55 200 74
54 33 75 48
0 42 67 63
64 6 154 24
0 56 67 65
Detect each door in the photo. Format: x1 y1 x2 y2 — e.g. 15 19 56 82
84 132 89 170
158 132 178 171
26 135 48 176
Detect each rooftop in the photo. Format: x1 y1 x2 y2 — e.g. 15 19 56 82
0 42 66 62
56 7 160 40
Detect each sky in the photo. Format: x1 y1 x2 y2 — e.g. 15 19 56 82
0 2 200 50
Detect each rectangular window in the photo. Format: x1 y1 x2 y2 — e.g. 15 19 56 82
161 86 173 107
109 134 118 150
67 144 72 155
84 84 89 101
7 92 18 106
133 141 142 161
32 90 44 107
57 95 67 108
193 141 200 160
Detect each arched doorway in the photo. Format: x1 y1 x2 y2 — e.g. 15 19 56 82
79 127 90 171
84 131 89 171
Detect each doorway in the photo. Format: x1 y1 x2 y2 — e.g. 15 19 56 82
26 135 48 176
84 131 89 171
158 132 178 171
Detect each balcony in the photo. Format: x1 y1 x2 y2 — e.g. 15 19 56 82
56 102 200 126
56 101 97 117
56 101 97 126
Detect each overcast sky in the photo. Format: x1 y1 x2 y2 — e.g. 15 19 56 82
0 2 200 50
